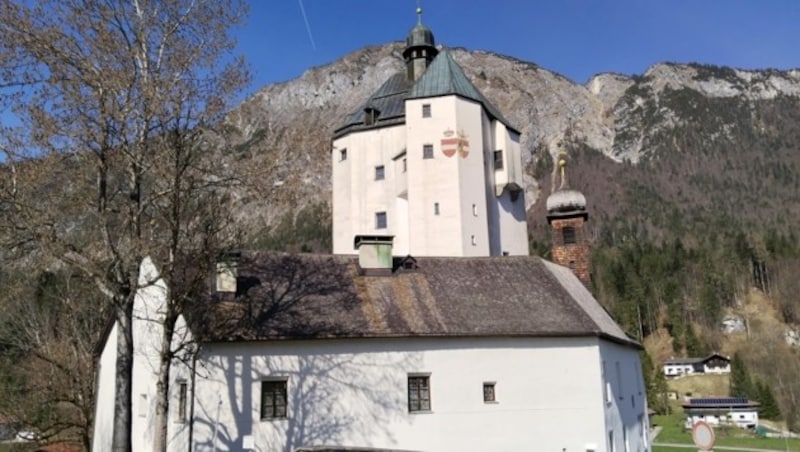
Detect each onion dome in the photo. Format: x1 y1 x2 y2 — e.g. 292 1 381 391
546 152 587 214
405 7 435 48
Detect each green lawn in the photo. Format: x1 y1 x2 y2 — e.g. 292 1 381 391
652 413 800 451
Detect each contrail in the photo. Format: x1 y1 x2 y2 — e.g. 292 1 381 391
297 0 317 51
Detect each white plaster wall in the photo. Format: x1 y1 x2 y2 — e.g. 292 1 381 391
332 125 407 255
92 323 118 452
406 96 466 256
453 97 490 256
598 341 650 452
185 336 630 452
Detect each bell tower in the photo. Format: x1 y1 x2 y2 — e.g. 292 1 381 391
402 7 438 81
546 151 591 286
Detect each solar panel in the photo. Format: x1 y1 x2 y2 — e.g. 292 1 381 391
690 397 748 405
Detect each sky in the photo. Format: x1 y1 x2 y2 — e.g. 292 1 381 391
238 0 799 95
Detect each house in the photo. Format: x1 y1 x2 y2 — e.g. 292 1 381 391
92 8 649 452
682 397 759 429
663 353 731 377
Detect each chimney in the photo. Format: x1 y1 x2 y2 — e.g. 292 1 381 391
216 252 240 293
354 235 394 276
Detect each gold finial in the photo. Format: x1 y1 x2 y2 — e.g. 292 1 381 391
557 144 568 190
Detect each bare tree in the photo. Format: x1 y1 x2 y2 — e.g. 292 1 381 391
0 269 107 451
0 1 250 451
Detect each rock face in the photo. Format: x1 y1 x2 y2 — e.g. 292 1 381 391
218 42 800 247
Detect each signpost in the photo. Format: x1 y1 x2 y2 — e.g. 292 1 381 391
692 421 715 451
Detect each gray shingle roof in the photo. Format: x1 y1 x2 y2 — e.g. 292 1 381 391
185 253 636 348
335 51 519 137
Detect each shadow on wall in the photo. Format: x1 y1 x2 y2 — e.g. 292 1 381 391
187 253 419 451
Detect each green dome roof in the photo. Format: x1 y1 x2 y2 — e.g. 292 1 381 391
406 22 435 48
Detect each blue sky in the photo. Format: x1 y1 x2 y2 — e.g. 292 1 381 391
239 0 799 94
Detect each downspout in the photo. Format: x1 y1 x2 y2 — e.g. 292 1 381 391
187 344 199 452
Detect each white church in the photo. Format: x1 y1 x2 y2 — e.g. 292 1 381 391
92 11 650 452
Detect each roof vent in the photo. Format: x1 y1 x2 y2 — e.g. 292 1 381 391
354 235 394 276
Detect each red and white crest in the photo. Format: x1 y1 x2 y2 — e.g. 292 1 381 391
441 129 469 158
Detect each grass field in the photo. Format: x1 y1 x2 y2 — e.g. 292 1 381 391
652 413 800 451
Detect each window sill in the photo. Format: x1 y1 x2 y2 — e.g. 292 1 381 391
260 417 288 422
408 410 433 415
484 401 499 405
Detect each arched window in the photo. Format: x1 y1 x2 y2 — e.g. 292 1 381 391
562 226 576 244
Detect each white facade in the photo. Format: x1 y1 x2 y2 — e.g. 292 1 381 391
663 363 695 377
332 90 528 257
96 295 649 452
685 410 759 429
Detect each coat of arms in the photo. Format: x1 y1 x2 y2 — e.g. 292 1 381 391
441 129 469 159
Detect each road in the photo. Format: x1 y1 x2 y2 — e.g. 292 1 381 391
654 442 791 451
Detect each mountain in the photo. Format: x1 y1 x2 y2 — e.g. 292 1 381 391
217 42 800 251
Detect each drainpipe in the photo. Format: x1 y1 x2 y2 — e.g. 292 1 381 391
187 345 199 452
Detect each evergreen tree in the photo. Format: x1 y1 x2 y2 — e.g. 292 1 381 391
756 380 781 420
729 353 755 399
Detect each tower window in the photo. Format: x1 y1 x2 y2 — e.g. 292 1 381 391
340 148 347 161
494 150 504 170
472 204 478 216
402 158 407 172
423 144 433 159
471 235 476 246
375 165 385 180
375 211 387 229
422 104 431 118
434 202 440 215
483 382 496 403
562 226 576 244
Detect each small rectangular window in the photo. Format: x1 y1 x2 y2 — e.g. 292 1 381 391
494 150 504 170
375 165 385 180
340 148 347 161
177 382 187 422
402 158 407 173
471 235 476 246
375 211 387 229
408 375 431 412
563 226 576 244
422 104 431 118
472 203 478 216
483 382 496 403
261 380 288 420
423 144 433 159
434 202 440 215
138 394 147 418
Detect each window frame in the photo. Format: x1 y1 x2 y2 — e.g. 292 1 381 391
407 374 431 413
375 165 385 180
423 144 434 159
375 211 387 229
340 148 347 161
260 379 288 420
422 103 431 118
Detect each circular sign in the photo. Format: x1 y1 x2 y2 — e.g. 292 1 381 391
692 420 715 450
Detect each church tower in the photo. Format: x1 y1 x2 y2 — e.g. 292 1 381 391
331 9 528 257
547 152 591 286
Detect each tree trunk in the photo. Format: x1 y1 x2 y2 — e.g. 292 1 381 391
113 299 134 452
153 313 178 452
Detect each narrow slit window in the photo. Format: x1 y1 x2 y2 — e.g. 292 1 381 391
422 104 431 118
177 382 187 422
340 148 347 161
434 202 440 215
375 165 385 180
